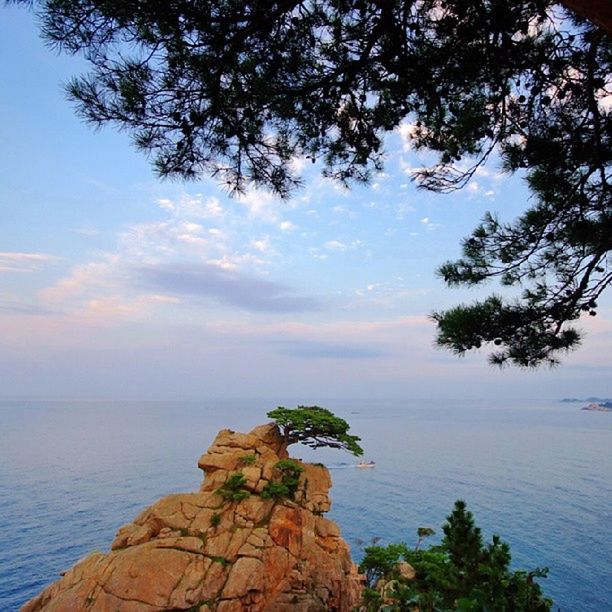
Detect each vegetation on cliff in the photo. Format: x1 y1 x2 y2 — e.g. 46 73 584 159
360 500 552 611
267 405 364 456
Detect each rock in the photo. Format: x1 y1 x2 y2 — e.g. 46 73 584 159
397 561 416 581
582 402 612 412
23 423 362 611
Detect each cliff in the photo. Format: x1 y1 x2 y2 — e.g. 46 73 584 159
22 423 362 611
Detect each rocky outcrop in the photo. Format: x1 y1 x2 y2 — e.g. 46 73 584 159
581 402 612 412
22 424 362 611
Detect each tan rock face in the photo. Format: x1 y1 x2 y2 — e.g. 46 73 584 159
23 422 363 612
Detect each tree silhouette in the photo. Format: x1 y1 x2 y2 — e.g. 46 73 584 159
11 0 611 366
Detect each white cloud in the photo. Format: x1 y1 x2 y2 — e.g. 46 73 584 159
323 239 364 253
325 240 347 251
279 220 296 232
237 188 279 221
419 217 441 231
156 198 175 212
308 248 328 260
156 194 223 219
290 156 308 173
0 252 59 273
397 121 419 151
251 237 271 253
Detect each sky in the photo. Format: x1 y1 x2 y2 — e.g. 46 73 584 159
1 6 610 401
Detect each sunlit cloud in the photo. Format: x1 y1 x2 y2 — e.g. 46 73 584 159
41 256 120 303
83 294 179 319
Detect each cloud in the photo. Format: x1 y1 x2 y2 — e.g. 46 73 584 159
275 339 387 359
0 300 59 316
325 240 347 251
155 194 223 218
42 256 120 302
237 188 279 221
467 181 495 199
420 217 441 231
251 237 272 253
397 121 420 151
135 262 321 313
279 220 296 232
83 294 179 318
308 248 328 260
0 252 59 273
324 239 363 252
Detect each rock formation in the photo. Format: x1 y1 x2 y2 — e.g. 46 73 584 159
581 402 612 412
22 423 362 611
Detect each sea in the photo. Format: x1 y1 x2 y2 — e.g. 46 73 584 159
0 398 610 611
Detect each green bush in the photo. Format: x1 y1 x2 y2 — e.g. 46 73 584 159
261 459 304 500
216 472 250 502
239 454 256 465
359 501 552 611
210 512 221 528
261 481 291 500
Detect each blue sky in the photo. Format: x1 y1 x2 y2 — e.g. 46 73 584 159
1 6 610 401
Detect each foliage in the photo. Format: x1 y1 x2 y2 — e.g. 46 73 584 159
360 542 410 585
216 472 250 501
267 405 363 456
359 500 552 611
239 454 256 465
210 512 221 528
10 0 611 365
261 458 305 500
260 481 291 500
416 526 436 550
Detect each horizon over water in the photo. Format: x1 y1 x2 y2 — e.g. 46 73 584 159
1 398 610 610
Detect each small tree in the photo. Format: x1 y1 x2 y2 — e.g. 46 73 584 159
267 405 363 456
261 459 305 500
359 500 553 611
416 526 436 551
442 499 484 593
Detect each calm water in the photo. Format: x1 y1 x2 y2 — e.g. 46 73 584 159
0 398 610 611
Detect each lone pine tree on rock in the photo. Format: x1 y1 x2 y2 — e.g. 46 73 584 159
10 0 611 367
267 405 364 456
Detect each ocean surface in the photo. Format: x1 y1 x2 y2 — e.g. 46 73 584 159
0 398 610 611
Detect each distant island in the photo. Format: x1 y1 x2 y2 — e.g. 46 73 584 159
560 397 612 403
581 402 612 412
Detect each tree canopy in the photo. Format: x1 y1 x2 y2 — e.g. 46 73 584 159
267 405 364 456
360 499 552 611
12 0 611 366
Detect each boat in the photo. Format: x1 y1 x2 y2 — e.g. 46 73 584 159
356 460 376 468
